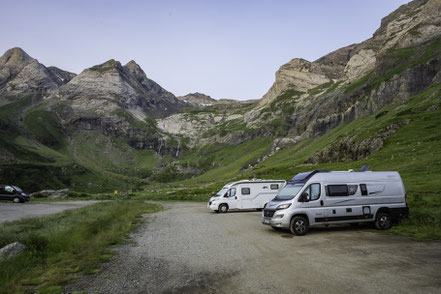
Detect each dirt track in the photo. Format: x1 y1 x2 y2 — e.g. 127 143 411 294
66 202 441 294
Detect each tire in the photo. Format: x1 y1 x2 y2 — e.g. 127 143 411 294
12 197 22 203
290 216 309 236
375 212 392 230
218 204 228 213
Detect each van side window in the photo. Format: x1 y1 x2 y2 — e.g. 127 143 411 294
309 183 321 201
360 184 368 196
326 185 349 197
229 188 236 197
270 184 279 190
241 187 250 195
348 185 358 195
4 186 13 193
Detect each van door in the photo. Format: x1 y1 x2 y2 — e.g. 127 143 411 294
223 188 238 210
323 184 363 221
299 183 326 223
239 186 254 209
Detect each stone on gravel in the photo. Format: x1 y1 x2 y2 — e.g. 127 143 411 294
0 242 26 259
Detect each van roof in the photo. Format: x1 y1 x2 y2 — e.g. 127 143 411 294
303 170 402 183
226 179 286 187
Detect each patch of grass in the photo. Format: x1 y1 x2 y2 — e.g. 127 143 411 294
0 201 162 294
24 109 66 148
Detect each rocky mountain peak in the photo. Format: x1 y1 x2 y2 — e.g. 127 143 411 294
0 47 33 69
0 47 73 95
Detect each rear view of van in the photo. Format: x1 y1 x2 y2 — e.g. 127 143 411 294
262 170 409 235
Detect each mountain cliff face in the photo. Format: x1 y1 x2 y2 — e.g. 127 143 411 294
259 0 441 108
0 48 75 96
250 0 441 142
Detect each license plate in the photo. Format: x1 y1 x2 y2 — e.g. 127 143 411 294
263 218 270 225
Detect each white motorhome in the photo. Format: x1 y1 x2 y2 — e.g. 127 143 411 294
262 169 409 235
208 179 286 213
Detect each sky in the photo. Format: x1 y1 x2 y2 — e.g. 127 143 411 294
1 0 411 100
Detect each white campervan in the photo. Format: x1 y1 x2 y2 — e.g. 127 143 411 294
262 168 409 235
208 179 286 213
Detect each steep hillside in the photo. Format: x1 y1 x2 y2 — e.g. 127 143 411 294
0 51 188 192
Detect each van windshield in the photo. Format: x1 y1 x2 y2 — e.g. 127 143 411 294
274 184 304 201
215 188 229 197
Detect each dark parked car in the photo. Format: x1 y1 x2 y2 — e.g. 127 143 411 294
0 185 30 203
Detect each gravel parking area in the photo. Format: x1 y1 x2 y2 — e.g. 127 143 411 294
0 201 100 224
66 202 441 294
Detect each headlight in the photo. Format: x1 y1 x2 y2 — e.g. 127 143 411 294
276 203 291 210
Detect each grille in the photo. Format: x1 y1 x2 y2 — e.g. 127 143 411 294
264 210 275 217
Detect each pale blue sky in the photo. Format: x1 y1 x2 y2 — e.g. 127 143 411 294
1 0 410 100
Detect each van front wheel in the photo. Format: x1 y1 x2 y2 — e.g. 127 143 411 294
219 204 228 213
290 216 309 236
375 212 392 230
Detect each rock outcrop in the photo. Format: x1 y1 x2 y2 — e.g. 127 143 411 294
30 189 70 198
177 92 218 106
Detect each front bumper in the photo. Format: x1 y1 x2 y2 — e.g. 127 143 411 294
262 209 290 228
207 201 219 211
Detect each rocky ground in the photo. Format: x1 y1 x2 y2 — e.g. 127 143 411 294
65 202 441 294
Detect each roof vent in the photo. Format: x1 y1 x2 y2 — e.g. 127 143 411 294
360 165 370 172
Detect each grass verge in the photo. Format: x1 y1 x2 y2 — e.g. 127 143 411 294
0 201 162 294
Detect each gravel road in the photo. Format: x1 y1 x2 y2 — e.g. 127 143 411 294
0 201 100 224
66 202 441 294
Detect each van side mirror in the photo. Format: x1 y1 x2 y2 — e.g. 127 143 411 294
300 192 310 202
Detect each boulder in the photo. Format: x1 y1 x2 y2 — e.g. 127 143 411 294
31 189 70 198
0 242 26 259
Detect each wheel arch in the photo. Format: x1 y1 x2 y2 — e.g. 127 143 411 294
376 207 391 217
291 213 310 224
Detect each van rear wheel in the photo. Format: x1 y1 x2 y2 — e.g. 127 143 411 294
290 216 309 236
219 204 228 213
375 212 392 230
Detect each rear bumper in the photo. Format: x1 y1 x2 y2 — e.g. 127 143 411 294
390 207 409 220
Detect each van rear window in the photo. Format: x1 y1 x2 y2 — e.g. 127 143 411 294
326 185 349 197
